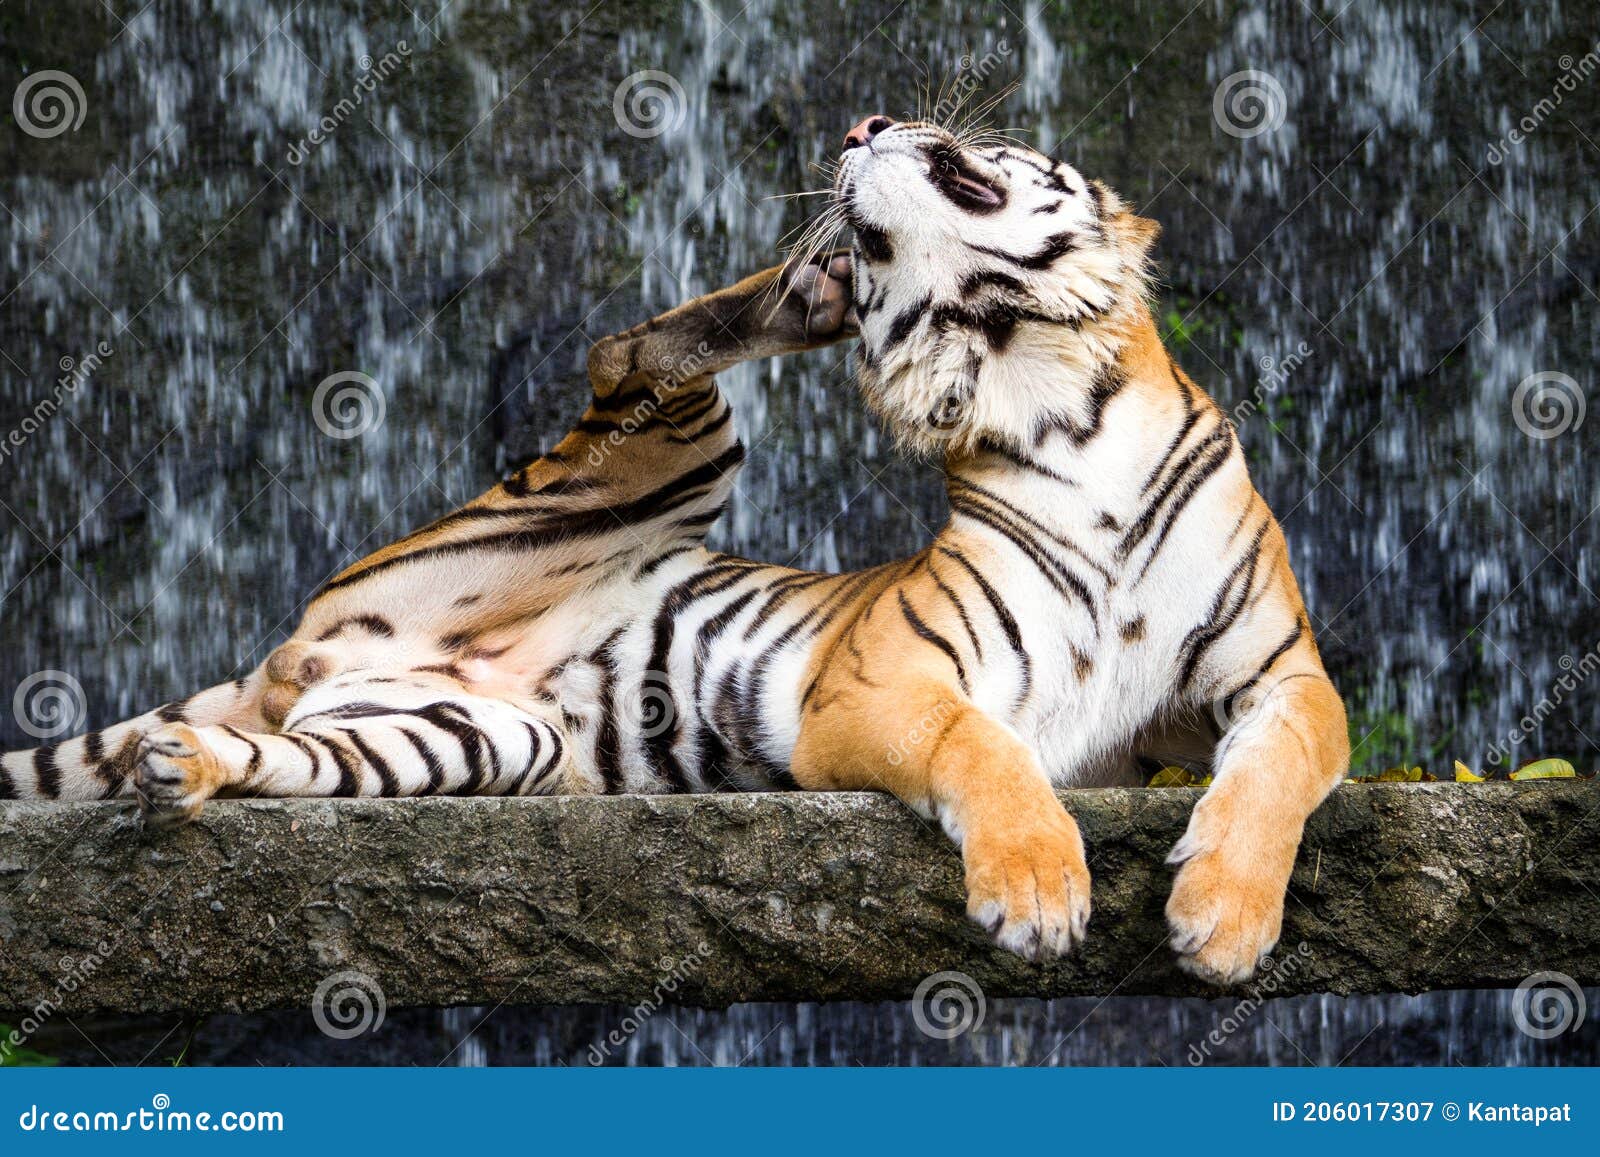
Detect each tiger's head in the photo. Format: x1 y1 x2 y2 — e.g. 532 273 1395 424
833 115 1159 457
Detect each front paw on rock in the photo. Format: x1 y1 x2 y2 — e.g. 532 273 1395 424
964 817 1092 962
1164 843 1286 985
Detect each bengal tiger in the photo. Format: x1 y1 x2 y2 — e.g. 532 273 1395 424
1 114 1349 984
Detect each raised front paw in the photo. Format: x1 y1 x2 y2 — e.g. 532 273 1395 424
963 809 1092 962
780 251 857 341
1165 817 1294 985
134 722 224 828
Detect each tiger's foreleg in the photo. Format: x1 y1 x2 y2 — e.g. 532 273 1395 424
794 669 1091 962
1165 638 1349 984
132 674 571 826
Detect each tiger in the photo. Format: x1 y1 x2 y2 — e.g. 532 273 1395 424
0 113 1349 985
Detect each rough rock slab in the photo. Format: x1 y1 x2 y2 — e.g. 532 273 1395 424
1 782 1596 1016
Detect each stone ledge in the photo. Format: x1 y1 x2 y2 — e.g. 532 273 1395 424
1 782 1596 1015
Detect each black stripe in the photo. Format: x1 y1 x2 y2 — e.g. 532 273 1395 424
643 565 759 791
221 724 263 784
959 270 1027 298
967 229 1077 270
740 572 835 639
854 225 892 263
1121 428 1233 557
1177 523 1271 689
414 703 490 793
1220 622 1306 720
157 699 190 724
1126 439 1236 582
304 734 361 796
972 437 1080 487
282 733 326 788
947 495 1101 625
883 294 932 351
1031 362 1126 447
667 403 734 444
34 746 61 799
925 560 983 661
317 445 746 596
935 546 1031 705
950 477 1113 581
396 727 446 794
593 628 627 793
1138 397 1206 495
898 592 969 692
314 614 395 642
344 729 400 797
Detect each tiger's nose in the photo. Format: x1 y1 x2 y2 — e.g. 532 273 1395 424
843 115 894 151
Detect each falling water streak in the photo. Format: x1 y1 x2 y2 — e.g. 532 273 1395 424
2 0 1596 1064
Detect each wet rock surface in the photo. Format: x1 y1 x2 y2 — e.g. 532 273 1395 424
3 782 1595 1016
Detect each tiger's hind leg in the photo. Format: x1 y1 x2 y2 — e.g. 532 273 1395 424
0 673 274 801
0 634 355 801
133 672 572 826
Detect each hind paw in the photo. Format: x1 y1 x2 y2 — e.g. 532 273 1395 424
134 723 224 827
781 252 857 340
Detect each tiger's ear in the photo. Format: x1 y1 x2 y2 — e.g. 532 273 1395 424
1122 213 1161 254
1120 217 1158 252
1090 179 1161 260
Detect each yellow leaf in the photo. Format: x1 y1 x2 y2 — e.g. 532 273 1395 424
1454 760 1486 782
1147 765 1213 788
1376 765 1425 782
1509 758 1576 781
